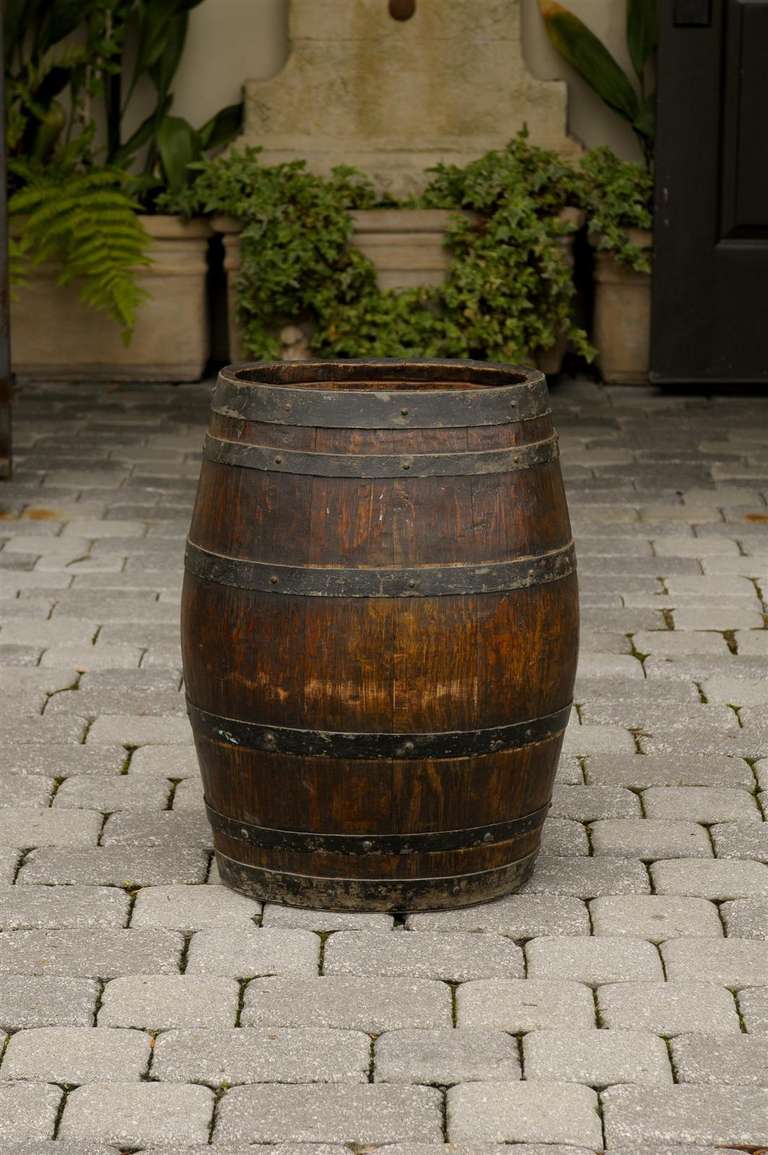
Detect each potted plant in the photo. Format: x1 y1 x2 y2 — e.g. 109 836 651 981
578 147 653 385
174 133 590 368
7 0 241 381
538 0 656 382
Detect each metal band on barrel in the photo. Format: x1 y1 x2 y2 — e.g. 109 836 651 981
214 851 539 910
213 360 549 429
187 702 572 759
184 540 576 598
205 800 550 855
203 433 559 478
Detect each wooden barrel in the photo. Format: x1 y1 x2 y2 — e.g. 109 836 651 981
182 360 578 911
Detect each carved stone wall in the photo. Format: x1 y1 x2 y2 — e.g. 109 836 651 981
241 0 578 195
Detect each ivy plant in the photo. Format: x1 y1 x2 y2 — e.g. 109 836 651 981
172 134 593 363
577 147 653 273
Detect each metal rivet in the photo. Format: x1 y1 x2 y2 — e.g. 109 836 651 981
400 408 409 416
407 579 416 589
263 732 277 749
482 831 494 843
401 740 415 754
361 840 374 852
401 462 410 470
270 575 279 585
274 455 283 465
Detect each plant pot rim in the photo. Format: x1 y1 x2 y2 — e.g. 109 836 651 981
140 213 212 238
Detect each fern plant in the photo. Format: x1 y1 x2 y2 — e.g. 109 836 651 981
10 165 151 339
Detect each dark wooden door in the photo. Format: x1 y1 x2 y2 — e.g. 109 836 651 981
652 0 768 384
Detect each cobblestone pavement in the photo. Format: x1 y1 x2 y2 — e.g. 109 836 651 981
0 377 766 1153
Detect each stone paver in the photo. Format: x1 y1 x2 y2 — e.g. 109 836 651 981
584 752 755 788
597 981 741 1035
59 1083 214 1147
521 855 650 897
53 774 171 811
0 744 128 777
152 1027 370 1085
0 1084 62 1143
651 859 768 898
242 976 451 1031
601 1084 768 1146
0 774 54 808
457 979 596 1030
99 975 240 1028
1 379 767 1150
215 1085 443 1144
405 895 589 937
671 1033 768 1085
0 975 98 1028
131 885 260 930
261 904 393 930
2 1026 151 1082
523 1028 673 1086
0 807 102 848
0 927 181 977
721 897 768 939
739 986 768 1033
324 930 524 980
100 809 210 846
590 819 712 860
375 1028 521 1084
549 784 641 820
0 884 129 929
526 935 663 985
711 821 768 862
448 1082 602 1146
589 895 723 942
185 928 319 977
17 845 209 886
661 937 768 986
643 786 762 822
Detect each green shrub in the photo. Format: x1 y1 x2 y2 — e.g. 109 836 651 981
176 133 593 363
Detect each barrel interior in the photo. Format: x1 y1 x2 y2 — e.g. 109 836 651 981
230 359 530 390
182 359 578 912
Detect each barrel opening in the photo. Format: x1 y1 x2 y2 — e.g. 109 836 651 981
227 360 534 392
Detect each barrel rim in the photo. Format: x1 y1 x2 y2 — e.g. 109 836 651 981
222 358 542 389
213 359 549 429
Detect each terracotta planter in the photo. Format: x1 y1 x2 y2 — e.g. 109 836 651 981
212 207 581 368
11 215 212 382
593 227 652 385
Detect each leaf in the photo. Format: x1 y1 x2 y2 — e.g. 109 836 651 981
634 91 656 141
626 0 657 84
4 0 32 64
110 97 171 167
132 0 204 95
147 12 189 100
155 115 202 194
30 99 66 161
539 0 639 123
39 0 88 52
198 102 243 151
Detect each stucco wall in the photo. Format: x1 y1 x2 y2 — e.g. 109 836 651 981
169 0 640 163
